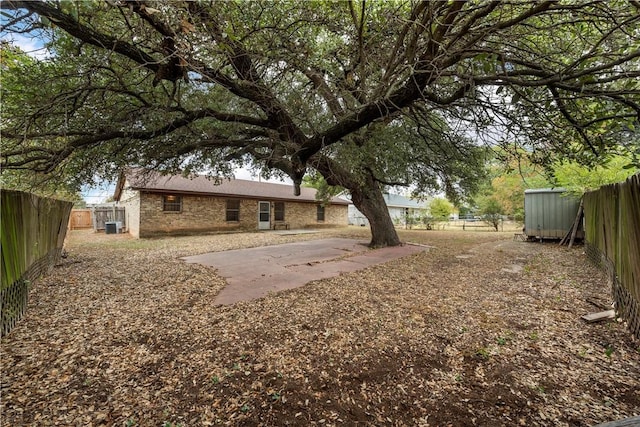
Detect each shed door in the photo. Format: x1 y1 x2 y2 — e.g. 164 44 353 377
258 201 271 230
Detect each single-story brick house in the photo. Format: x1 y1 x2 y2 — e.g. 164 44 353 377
114 170 350 238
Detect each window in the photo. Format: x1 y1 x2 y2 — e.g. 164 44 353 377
226 199 240 221
274 202 285 221
163 195 182 212
316 204 325 221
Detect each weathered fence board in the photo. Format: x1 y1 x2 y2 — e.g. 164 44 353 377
584 173 640 340
1 190 72 336
92 207 125 231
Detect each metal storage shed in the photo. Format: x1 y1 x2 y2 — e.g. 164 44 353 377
524 188 583 240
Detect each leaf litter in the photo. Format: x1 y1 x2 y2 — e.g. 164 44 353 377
1 228 638 426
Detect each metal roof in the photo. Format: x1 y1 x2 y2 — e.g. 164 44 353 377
524 188 567 194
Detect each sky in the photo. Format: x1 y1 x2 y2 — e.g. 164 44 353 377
0 22 50 59
2 26 289 204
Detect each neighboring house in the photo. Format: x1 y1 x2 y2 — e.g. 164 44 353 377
347 192 429 227
114 170 350 238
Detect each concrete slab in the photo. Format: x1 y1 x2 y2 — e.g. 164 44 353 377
182 238 428 305
267 229 322 235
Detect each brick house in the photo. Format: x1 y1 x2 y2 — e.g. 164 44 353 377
114 170 350 238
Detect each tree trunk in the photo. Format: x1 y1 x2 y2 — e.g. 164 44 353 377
350 183 402 248
311 154 401 248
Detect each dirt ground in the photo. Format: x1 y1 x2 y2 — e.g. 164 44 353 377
1 227 639 426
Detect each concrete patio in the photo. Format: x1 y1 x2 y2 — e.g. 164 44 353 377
182 238 428 305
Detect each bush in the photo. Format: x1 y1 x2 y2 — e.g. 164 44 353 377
478 197 504 231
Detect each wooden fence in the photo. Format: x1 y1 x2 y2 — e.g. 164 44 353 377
69 209 92 229
67 207 126 231
1 190 72 336
583 173 640 339
93 207 125 231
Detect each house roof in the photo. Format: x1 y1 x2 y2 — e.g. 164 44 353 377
114 170 350 205
382 193 427 209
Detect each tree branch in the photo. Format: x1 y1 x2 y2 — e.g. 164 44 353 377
547 85 598 155
1 109 270 171
2 1 162 73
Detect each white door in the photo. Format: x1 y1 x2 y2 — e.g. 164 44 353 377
258 201 271 229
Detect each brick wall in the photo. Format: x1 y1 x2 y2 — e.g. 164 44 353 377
277 201 347 229
135 192 348 237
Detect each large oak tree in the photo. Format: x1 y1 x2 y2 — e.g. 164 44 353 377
1 0 639 246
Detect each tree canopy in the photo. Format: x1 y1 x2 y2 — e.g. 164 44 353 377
1 0 639 246
552 155 639 197
475 149 639 221
429 197 454 222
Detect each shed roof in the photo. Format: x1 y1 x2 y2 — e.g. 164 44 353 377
115 170 350 205
524 188 568 194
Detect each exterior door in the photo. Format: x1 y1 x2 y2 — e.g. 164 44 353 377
258 201 271 229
